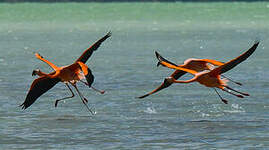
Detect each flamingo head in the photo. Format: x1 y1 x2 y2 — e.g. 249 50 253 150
164 77 174 84
32 69 40 76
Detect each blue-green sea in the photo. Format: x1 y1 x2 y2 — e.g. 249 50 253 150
0 2 269 149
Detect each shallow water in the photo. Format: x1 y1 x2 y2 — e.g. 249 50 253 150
0 2 269 149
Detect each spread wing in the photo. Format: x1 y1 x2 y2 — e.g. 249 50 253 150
75 32 111 63
20 76 60 109
85 68 94 87
210 41 259 76
200 59 224 66
138 70 186 99
155 51 198 75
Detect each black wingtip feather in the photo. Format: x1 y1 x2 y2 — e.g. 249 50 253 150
219 40 260 74
19 103 26 110
76 32 112 63
20 100 30 110
20 77 60 110
155 51 178 67
92 31 112 52
251 40 260 50
254 37 260 45
106 31 112 38
137 94 150 99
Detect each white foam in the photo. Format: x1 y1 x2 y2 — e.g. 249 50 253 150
144 107 157 114
223 104 245 113
201 113 210 117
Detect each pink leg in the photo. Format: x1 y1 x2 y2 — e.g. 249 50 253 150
222 88 244 98
225 86 249 96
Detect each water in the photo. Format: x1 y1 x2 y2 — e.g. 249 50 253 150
0 2 269 149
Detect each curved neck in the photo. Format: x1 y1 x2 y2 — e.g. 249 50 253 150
35 53 59 71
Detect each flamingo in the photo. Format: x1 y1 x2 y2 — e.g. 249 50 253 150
20 32 111 114
138 55 241 99
33 53 105 95
154 41 259 104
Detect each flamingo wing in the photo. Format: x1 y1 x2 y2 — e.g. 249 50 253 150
85 68 94 87
200 59 225 66
21 76 60 109
155 51 198 75
76 62 95 87
138 70 186 99
210 41 259 76
76 32 111 63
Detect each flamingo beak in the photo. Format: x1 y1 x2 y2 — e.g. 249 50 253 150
164 77 172 84
163 78 169 84
157 62 161 67
32 71 37 76
32 69 39 76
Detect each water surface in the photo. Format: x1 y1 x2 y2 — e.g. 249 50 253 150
0 2 269 149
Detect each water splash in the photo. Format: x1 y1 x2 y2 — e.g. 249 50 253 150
223 104 245 113
144 107 157 114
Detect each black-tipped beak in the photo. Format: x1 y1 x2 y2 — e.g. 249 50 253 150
155 51 162 67
155 51 160 59
157 62 161 67
163 78 169 84
32 70 37 76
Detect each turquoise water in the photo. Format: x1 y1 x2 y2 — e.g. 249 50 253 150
0 2 269 149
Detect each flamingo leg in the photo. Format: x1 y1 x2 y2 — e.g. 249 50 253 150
221 75 242 86
72 84 95 115
213 88 228 104
55 83 75 107
80 80 105 94
225 86 249 96
221 87 244 98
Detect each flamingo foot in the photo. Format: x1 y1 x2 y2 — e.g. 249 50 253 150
237 95 244 98
235 82 243 86
55 100 59 107
242 93 250 96
222 99 228 104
